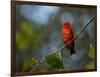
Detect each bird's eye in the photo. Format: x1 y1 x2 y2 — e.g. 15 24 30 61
67 22 70 25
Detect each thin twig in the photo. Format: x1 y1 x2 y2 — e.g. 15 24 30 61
30 16 95 72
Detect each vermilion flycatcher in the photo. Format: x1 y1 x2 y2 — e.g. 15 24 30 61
61 22 75 55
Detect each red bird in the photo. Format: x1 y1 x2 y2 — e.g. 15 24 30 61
61 22 75 55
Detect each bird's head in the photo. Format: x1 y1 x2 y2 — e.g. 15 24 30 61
63 22 70 29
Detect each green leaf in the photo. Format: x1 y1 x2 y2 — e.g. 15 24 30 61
22 57 38 72
85 61 95 69
88 45 95 58
16 31 29 50
20 20 33 37
85 44 95 69
45 53 64 69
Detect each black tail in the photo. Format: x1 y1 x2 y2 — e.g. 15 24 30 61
70 49 75 55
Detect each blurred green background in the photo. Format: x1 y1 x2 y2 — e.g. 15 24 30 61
16 4 96 73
